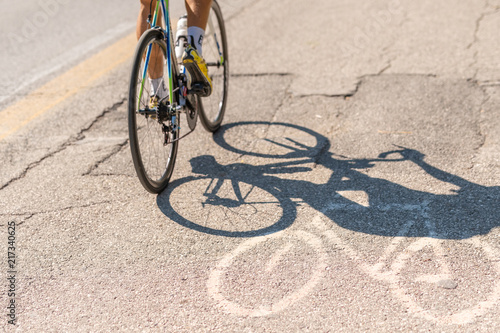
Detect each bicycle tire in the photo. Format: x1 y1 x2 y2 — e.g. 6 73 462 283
198 0 229 132
128 29 179 193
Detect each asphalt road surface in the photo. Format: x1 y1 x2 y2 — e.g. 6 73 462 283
1 0 500 331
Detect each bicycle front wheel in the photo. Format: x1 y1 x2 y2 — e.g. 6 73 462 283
198 0 229 132
128 29 179 193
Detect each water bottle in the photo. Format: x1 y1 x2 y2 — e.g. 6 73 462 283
175 15 188 62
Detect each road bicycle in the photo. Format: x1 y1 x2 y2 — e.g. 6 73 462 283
128 0 228 193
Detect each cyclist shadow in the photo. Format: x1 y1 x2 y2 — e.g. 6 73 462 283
157 122 500 239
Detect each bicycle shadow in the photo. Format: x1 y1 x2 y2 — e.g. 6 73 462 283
157 121 500 239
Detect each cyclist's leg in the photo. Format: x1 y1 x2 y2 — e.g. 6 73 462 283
137 0 153 40
183 0 213 97
185 0 211 27
196 0 229 132
185 0 212 55
137 0 166 101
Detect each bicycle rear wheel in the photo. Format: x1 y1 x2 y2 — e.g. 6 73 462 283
198 0 229 132
128 29 179 193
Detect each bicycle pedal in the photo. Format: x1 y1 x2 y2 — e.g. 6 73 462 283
189 83 210 97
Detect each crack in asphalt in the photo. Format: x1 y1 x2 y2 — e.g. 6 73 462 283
467 0 500 78
231 73 294 78
296 73 439 100
467 0 500 49
0 213 34 227
74 99 126 141
295 78 362 99
472 82 494 163
271 79 293 123
377 61 393 75
478 81 500 87
0 200 113 226
0 99 126 191
87 172 134 178
0 144 68 192
230 73 294 163
83 139 129 176
223 0 264 23
295 94 352 99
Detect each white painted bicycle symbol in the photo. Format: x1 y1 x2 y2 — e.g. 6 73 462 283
208 204 500 325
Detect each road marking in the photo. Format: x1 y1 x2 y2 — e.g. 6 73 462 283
208 231 328 317
315 206 500 326
336 190 370 207
0 32 136 141
0 23 134 107
265 243 293 272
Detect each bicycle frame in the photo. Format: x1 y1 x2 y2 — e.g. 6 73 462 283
137 0 225 115
138 0 177 109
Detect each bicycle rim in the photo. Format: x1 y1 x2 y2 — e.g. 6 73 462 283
128 29 178 193
198 0 229 132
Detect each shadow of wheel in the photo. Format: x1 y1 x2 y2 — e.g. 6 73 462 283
157 175 297 237
213 121 329 159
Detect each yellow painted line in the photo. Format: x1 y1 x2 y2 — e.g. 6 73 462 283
0 33 137 141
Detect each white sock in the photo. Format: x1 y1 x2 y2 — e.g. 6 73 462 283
149 78 168 100
188 26 205 56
